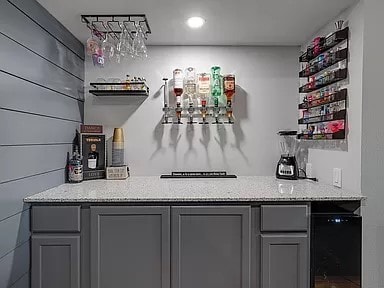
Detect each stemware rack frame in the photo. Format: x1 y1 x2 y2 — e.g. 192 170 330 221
81 15 151 40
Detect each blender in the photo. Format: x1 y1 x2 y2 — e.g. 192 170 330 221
276 131 299 180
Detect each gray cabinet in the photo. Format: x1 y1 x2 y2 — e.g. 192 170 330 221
31 235 80 288
172 206 251 288
261 234 308 288
90 206 170 288
30 204 313 288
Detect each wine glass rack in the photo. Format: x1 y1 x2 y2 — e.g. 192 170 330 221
81 15 151 40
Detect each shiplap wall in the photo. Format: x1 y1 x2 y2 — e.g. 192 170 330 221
0 0 84 287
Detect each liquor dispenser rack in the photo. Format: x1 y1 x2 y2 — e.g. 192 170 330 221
161 77 235 125
80 15 151 40
162 104 234 125
298 25 349 140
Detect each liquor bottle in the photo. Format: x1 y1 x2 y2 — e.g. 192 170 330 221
68 146 83 183
223 74 235 121
185 67 197 124
185 67 197 105
198 73 211 106
173 69 183 123
124 75 131 90
211 66 222 107
223 74 235 105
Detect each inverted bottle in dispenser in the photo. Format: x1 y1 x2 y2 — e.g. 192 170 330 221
112 128 125 166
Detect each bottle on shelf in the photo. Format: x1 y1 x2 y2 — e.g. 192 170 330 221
173 68 184 123
124 75 131 90
141 77 147 91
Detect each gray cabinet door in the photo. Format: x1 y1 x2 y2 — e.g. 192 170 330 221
261 234 308 288
172 206 251 288
31 235 80 288
90 206 170 288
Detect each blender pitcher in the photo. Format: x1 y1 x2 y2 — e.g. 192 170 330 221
276 131 299 180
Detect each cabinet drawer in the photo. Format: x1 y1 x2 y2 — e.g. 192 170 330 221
32 206 81 232
261 205 308 232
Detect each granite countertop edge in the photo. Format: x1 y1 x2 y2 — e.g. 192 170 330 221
23 176 365 203
24 196 365 203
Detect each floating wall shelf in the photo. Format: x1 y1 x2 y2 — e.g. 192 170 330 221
298 109 346 125
298 89 347 110
297 130 345 140
89 82 149 97
299 27 349 62
299 48 348 78
299 68 348 94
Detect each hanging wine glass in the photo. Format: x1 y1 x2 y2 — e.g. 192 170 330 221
134 25 148 59
86 29 99 56
101 22 118 65
127 29 136 58
131 27 140 58
115 25 128 64
123 26 134 60
101 35 114 66
87 29 104 67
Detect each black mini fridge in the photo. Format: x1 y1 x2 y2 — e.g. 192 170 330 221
311 213 362 288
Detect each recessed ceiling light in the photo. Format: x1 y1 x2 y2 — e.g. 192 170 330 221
186 17 205 29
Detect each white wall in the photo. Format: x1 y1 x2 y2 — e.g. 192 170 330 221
85 46 299 176
361 0 384 287
301 2 364 192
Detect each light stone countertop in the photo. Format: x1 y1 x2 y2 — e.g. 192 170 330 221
24 176 364 203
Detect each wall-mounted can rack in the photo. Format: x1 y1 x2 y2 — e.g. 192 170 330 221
298 25 349 140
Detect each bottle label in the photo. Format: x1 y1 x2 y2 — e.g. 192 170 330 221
173 69 183 89
224 79 235 91
69 164 83 182
174 78 183 89
185 83 196 95
88 159 97 169
198 75 211 94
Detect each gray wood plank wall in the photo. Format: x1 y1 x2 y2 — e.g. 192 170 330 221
0 0 84 287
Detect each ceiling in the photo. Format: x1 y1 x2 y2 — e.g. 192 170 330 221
37 0 357 45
